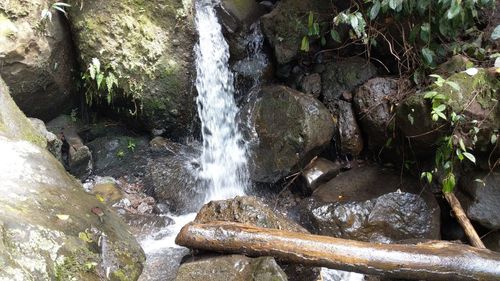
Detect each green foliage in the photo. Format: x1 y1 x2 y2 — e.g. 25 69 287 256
127 139 136 152
420 73 481 193
300 12 321 52
83 58 119 106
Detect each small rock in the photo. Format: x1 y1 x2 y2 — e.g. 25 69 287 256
92 182 123 206
299 73 322 98
301 158 342 193
336 100 363 156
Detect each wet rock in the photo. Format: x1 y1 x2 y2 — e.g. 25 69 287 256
0 0 76 120
217 0 266 33
353 78 407 150
322 57 377 104
65 126 93 180
91 180 123 206
301 158 342 194
246 85 335 183
69 0 197 137
121 213 172 238
29 118 63 162
0 77 47 148
336 100 364 155
261 0 335 64
298 165 441 243
87 135 150 178
175 254 287 281
195 196 308 232
397 68 500 152
299 73 322 98
144 140 203 214
0 137 144 281
458 169 500 229
484 231 500 252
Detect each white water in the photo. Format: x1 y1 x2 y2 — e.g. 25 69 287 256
194 0 249 202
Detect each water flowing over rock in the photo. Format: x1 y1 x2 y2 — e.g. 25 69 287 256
458 169 500 229
0 0 76 120
175 254 287 281
194 0 249 201
69 0 197 137
246 85 335 183
298 165 441 243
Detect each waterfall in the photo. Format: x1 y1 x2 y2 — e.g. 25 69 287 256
194 0 249 201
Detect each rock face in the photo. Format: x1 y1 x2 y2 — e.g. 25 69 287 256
261 0 334 64
247 85 335 183
397 69 500 151
29 118 63 162
298 165 441 243
144 139 203 214
0 77 47 148
321 58 377 104
69 0 197 137
0 0 75 120
354 78 405 149
0 78 145 280
458 170 500 229
175 255 287 281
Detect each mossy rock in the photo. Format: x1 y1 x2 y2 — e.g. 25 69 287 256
69 0 197 137
0 136 145 280
397 68 500 152
0 0 76 120
0 76 46 148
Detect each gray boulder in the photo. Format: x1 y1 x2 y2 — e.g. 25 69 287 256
336 100 363 156
175 255 287 281
246 85 335 183
0 0 75 120
144 139 203 214
298 165 441 243
458 169 500 229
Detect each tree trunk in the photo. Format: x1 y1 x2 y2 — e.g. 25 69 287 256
176 221 500 281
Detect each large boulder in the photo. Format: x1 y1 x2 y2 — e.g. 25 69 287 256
246 85 335 183
397 69 500 152
175 255 287 281
69 0 197 137
0 0 75 120
0 77 145 280
298 165 441 243
321 58 377 105
144 138 204 214
353 77 408 150
261 0 335 65
458 169 500 229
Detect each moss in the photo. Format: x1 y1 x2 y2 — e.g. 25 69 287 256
54 248 101 281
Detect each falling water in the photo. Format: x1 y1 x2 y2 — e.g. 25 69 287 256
194 0 249 201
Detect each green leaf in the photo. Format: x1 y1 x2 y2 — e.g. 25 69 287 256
301 36 309 52
442 173 456 193
436 111 447 120
422 47 435 65
491 133 498 144
420 23 430 42
308 11 314 29
459 138 466 151
445 81 461 91
446 0 462 19
313 23 320 36
349 14 359 29
462 152 476 164
370 0 381 19
434 104 446 112
492 25 500 40
424 91 437 99
330 29 341 43
96 73 104 90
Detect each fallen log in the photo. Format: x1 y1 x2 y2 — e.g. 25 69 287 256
176 221 500 281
